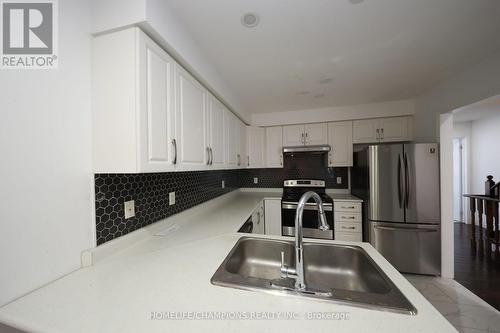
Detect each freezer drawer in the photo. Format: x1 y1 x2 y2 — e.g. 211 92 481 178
370 221 441 275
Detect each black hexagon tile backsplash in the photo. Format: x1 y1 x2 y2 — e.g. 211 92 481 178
95 157 348 245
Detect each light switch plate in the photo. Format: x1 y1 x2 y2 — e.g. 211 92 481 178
124 200 135 219
222 180 225 188
336 177 342 184
253 177 258 184
169 192 175 206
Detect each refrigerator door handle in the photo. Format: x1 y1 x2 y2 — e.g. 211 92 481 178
404 152 410 209
373 225 438 233
398 154 403 209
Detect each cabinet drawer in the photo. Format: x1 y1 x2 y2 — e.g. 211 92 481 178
335 231 362 242
334 202 361 212
334 212 361 222
335 221 362 233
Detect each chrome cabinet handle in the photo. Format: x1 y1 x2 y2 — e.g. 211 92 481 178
172 139 177 165
376 128 380 140
341 226 356 230
247 155 250 167
381 128 384 140
341 206 356 209
342 216 356 219
206 147 210 165
210 148 214 165
279 154 283 166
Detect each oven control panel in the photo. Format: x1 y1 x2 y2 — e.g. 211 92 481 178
284 180 325 187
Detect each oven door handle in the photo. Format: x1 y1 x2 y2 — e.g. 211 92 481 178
281 203 333 212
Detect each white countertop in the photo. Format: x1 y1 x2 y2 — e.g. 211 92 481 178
0 190 455 333
327 193 363 202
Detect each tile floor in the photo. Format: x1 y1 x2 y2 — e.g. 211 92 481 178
406 274 500 332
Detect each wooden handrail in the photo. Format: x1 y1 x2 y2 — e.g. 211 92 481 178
463 194 500 202
463 176 500 257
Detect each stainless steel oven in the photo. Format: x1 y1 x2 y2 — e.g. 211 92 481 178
281 201 334 239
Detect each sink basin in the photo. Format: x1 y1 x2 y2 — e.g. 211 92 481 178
211 237 416 315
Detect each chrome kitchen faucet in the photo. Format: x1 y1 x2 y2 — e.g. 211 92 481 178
279 191 330 290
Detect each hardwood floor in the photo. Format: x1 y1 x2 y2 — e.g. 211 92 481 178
455 222 500 310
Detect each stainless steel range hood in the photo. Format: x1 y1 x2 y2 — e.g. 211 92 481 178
282 145 331 153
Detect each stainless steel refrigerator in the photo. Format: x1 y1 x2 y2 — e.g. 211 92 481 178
351 143 441 275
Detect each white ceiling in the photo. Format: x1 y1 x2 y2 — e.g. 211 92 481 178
165 0 500 114
454 94 500 123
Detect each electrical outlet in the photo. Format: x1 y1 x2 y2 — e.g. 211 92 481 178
253 177 258 184
124 200 135 219
169 192 175 206
222 180 225 189
336 177 342 184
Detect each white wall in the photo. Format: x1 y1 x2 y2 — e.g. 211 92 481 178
250 99 415 126
440 114 454 278
0 0 94 306
415 49 500 142
470 112 500 194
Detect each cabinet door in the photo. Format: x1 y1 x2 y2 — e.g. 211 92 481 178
175 65 208 169
352 119 380 144
328 121 353 167
304 123 328 145
283 124 305 146
264 199 282 236
225 111 238 167
207 96 225 168
379 117 410 142
265 126 283 168
139 34 176 172
239 120 247 168
247 126 265 168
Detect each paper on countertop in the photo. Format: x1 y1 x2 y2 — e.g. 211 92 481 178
154 224 180 236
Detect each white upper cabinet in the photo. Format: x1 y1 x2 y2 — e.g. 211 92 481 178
304 123 328 145
239 121 247 168
353 116 413 144
283 123 328 146
379 117 412 142
207 95 226 168
225 110 239 168
352 119 379 144
265 126 283 168
328 121 353 167
247 127 265 168
92 27 177 173
175 64 208 169
283 125 305 146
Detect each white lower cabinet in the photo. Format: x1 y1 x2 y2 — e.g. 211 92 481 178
251 202 265 234
264 199 282 236
334 201 362 242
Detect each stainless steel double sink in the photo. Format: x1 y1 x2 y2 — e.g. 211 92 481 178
211 237 416 315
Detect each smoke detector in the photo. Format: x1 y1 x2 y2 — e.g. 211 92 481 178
241 13 260 28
